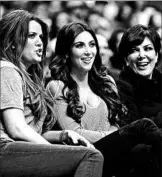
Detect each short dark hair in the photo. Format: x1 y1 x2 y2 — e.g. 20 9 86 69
118 24 161 63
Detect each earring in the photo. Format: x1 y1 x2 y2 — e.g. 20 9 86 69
11 45 15 49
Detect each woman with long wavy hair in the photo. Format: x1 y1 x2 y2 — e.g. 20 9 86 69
47 22 162 177
0 10 104 177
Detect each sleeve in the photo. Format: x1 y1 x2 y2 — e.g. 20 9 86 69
55 103 109 144
1 67 24 110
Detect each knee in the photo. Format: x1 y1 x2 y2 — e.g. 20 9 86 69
142 118 154 123
141 118 157 127
86 148 104 163
135 118 156 128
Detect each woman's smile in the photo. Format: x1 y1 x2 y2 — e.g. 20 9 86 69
81 57 93 64
136 61 150 70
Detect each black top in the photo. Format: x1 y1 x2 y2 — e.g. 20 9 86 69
119 67 162 128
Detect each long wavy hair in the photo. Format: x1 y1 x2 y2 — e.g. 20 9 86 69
0 9 55 132
49 22 127 125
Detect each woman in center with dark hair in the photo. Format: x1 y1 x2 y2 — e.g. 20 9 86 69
47 22 162 177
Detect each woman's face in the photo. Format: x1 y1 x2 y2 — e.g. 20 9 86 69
21 20 43 68
126 37 158 79
70 31 97 74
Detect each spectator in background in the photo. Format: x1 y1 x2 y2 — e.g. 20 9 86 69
103 1 119 23
87 9 101 34
0 9 104 177
96 33 113 70
96 33 122 81
115 1 138 29
45 11 71 84
50 11 70 40
26 1 52 30
47 1 65 19
47 10 71 61
108 27 126 80
65 1 89 23
96 16 112 41
93 1 108 15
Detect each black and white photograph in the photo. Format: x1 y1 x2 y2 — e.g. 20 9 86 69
0 1 162 177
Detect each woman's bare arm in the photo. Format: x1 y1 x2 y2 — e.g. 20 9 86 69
2 108 51 145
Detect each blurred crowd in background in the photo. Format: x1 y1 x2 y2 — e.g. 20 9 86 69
1 1 162 80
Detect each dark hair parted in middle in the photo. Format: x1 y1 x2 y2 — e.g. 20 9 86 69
49 22 127 125
118 24 161 65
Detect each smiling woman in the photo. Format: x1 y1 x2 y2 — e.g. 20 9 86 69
70 31 97 74
124 36 158 79
119 24 162 126
118 25 162 177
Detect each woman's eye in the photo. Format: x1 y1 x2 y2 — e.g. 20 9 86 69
28 33 36 39
75 43 84 48
145 47 153 51
90 42 96 47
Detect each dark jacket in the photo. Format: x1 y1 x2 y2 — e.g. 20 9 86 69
119 67 162 128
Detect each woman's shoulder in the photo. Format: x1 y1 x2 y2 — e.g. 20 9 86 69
1 60 18 71
46 79 64 98
1 60 17 68
0 60 22 81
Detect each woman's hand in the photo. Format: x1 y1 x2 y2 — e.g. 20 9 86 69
61 130 95 149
